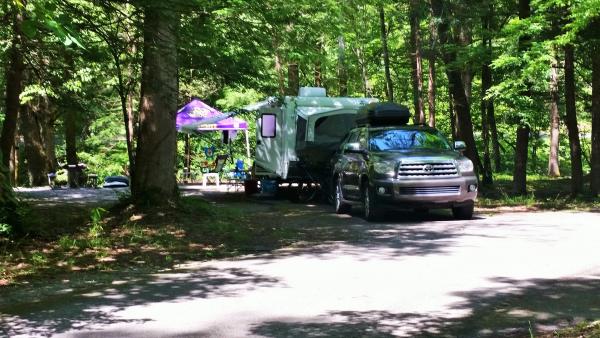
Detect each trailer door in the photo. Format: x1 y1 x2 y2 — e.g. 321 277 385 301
255 107 284 178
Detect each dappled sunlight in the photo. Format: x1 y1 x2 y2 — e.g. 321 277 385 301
0 266 283 337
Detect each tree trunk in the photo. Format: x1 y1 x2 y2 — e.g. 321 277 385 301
513 125 530 194
430 0 482 172
273 37 285 96
489 87 501 172
132 3 179 203
355 46 371 97
449 90 456 140
459 26 473 104
0 5 24 180
591 44 600 196
547 56 561 177
513 0 532 195
427 5 437 128
21 104 51 186
563 43 583 195
286 63 299 96
379 5 394 102
481 48 493 184
410 0 425 123
64 104 79 188
338 36 348 97
314 40 323 87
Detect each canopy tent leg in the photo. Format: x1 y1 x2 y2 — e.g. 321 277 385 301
245 129 250 158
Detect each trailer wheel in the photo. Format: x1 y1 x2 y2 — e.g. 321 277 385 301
297 182 318 203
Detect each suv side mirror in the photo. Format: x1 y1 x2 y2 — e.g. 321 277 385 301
454 141 467 151
344 142 363 153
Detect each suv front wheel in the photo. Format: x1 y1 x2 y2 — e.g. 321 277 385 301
334 176 351 214
363 184 383 222
452 204 474 220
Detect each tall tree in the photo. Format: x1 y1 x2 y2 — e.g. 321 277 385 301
337 35 348 96
131 2 180 202
431 0 482 171
20 97 56 186
512 0 532 195
0 2 24 181
547 54 561 177
480 8 494 185
427 4 437 127
410 0 425 123
591 43 600 196
563 43 583 194
379 5 394 102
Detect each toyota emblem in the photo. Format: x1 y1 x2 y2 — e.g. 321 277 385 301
423 164 434 172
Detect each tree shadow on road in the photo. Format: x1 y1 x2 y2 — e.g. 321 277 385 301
249 276 600 337
0 266 282 337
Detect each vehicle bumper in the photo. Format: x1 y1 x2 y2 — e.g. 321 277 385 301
371 176 478 209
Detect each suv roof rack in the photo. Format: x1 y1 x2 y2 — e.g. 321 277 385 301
355 102 411 127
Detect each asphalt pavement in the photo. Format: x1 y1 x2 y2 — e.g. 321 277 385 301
2 188 600 337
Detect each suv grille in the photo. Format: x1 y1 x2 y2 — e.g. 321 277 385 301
398 186 460 195
397 161 458 177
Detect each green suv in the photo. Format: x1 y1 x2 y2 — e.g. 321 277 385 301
331 103 478 221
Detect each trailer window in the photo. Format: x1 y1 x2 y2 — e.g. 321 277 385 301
314 114 356 144
261 114 276 138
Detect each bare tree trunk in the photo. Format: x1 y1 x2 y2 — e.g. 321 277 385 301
449 90 456 140
355 46 371 97
431 0 482 172
563 43 583 195
273 37 285 96
512 0 532 195
132 3 179 203
459 25 473 105
548 56 561 177
481 48 493 184
513 125 530 194
379 5 394 102
338 36 348 97
1 5 24 181
286 63 299 96
489 89 501 172
427 6 437 128
410 0 425 123
591 44 600 196
64 104 79 188
21 104 51 186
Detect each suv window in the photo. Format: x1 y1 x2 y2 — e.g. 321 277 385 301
369 129 451 151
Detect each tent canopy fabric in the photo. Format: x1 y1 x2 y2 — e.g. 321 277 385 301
176 98 248 134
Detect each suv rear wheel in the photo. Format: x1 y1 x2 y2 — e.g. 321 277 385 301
363 184 382 221
335 176 351 214
452 204 474 220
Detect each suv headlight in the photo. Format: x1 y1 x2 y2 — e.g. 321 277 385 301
373 161 396 175
457 159 474 173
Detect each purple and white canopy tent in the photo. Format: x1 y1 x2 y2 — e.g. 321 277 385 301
176 98 250 157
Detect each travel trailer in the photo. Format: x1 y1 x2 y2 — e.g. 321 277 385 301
245 87 377 198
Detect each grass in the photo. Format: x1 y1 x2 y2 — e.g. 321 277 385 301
0 196 301 286
477 174 600 211
535 320 600 338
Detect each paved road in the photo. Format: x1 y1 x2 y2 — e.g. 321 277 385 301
2 190 600 337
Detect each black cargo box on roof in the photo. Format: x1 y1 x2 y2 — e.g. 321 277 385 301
355 102 411 126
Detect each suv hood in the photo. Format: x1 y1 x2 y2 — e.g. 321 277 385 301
371 149 463 162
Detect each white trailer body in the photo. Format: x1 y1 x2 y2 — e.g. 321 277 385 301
250 87 377 181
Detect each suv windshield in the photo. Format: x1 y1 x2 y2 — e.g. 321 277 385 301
369 129 451 151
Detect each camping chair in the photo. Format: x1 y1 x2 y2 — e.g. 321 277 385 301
226 159 247 192
202 154 228 187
